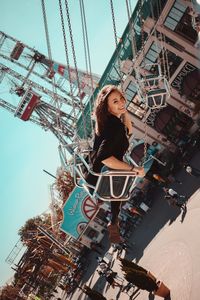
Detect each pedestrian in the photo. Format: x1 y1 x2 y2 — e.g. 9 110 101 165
184 164 200 177
98 269 123 285
96 256 109 265
163 187 186 209
105 272 123 289
98 262 109 273
163 187 182 199
85 85 145 243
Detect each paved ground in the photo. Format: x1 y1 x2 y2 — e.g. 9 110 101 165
58 151 200 300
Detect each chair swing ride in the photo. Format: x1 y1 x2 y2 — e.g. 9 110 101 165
40 0 171 204
65 0 171 203
0 0 171 206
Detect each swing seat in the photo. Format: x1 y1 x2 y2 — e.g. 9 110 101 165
95 172 134 201
137 63 170 109
144 74 159 90
73 151 137 202
146 88 167 109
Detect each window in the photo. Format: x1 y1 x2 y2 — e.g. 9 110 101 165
125 81 137 102
125 81 146 119
164 1 197 43
175 8 197 43
141 42 162 70
164 0 187 30
84 227 99 240
150 0 168 20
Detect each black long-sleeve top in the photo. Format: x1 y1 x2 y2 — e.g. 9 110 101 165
86 114 129 186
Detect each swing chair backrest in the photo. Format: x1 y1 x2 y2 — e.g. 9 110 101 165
147 88 168 109
94 170 136 201
73 150 138 202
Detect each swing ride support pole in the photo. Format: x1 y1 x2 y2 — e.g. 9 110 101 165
149 155 167 166
43 169 57 179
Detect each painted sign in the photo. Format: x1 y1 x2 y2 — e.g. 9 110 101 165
171 62 196 92
146 107 163 127
60 186 97 239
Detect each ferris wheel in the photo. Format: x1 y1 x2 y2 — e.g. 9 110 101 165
0 30 99 154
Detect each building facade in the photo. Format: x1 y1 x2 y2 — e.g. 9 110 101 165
78 0 200 158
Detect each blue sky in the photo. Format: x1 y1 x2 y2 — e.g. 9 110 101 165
0 0 136 286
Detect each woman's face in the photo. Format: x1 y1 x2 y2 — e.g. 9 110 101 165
107 90 126 117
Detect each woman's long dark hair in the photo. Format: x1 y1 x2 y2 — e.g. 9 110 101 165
94 85 123 135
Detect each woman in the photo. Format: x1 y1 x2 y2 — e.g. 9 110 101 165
86 85 145 243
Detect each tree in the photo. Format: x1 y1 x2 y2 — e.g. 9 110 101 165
120 258 158 293
0 284 25 300
55 167 75 203
120 258 148 274
123 269 158 292
18 217 43 244
83 285 107 300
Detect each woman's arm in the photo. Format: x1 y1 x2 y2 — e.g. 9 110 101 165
102 156 145 177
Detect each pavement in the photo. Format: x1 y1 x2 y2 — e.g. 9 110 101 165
60 151 200 300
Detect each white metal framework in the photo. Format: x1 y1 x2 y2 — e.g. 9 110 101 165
73 148 139 202
0 31 99 153
137 64 170 110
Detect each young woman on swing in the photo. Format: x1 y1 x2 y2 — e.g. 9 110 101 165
86 85 145 243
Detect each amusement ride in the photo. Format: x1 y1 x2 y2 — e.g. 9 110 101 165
2 0 200 277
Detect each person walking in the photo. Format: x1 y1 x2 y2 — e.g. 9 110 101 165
96 256 109 265
184 164 200 177
105 272 123 289
163 187 186 209
86 85 145 243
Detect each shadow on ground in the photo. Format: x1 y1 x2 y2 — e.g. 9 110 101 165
71 152 200 300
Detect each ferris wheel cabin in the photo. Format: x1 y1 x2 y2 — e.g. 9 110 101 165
14 89 39 121
10 41 25 60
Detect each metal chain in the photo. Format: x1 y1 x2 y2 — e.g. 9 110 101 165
110 0 123 90
125 0 137 58
155 0 167 79
58 0 78 145
64 0 80 94
58 0 73 97
139 0 148 166
125 0 148 165
41 0 63 143
79 0 89 74
157 0 170 81
110 0 118 48
41 0 52 63
64 0 88 141
79 0 95 139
